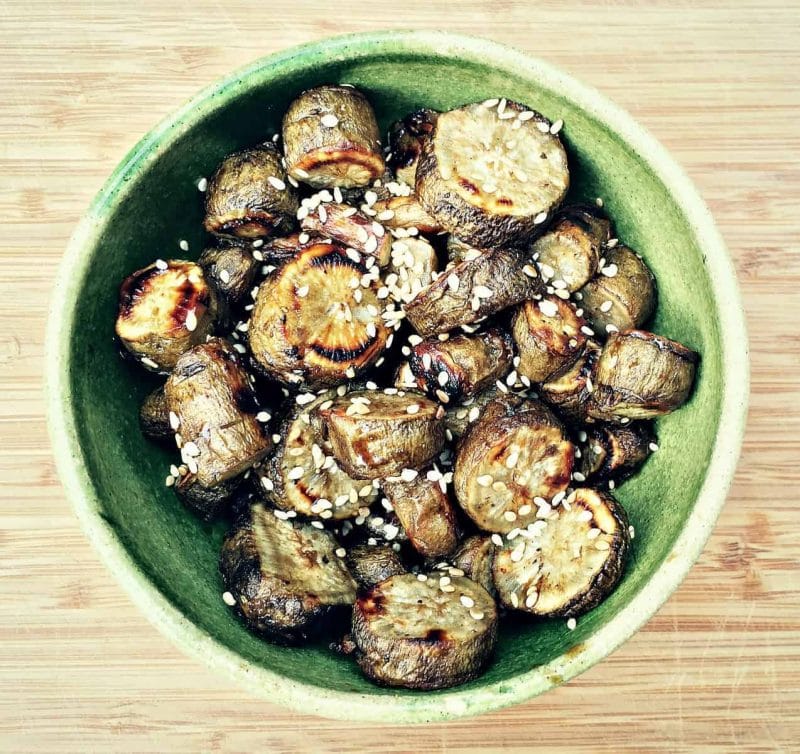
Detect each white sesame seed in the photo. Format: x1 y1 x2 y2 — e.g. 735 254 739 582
601 264 618 277
649 442 660 452
417 573 428 581
406 403 420 415
606 323 620 333
573 471 586 482
179 239 189 251
184 309 198 332
470 609 485 620
267 175 286 191
504 510 517 522
629 525 636 539
474 285 493 299
534 211 548 225
460 595 475 608
505 452 519 469
595 540 611 551
609 479 616 489
400 468 418 482
320 113 339 127
491 534 504 547
482 98 500 108
222 591 236 606
477 474 493 487
154 258 168 271
550 119 564 135
510 592 520 608
567 618 577 630
288 466 304 480
580 325 595 337
538 299 559 318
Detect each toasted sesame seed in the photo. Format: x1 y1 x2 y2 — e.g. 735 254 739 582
441 584 456 593
609 479 617 489
417 573 428 581
522 264 538 278
222 591 236 606
629 525 636 539
504 510 517 522
491 534 504 547
267 175 286 191
460 594 475 608
320 113 339 127
477 474 493 487
573 471 586 482
601 263 618 278
435 389 450 403
474 285 493 299
256 411 271 423
505 452 519 469
567 618 577 630
288 466 304 480
168 411 180 430
580 325 595 337
482 97 500 108
534 211 548 225
406 403 420 415
606 323 620 334
179 239 189 251
550 119 564 135
538 299 559 318
185 309 198 332
510 592 520 608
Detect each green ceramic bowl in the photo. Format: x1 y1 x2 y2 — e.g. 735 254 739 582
46 31 748 722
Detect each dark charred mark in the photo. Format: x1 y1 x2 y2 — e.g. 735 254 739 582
496 197 513 207
458 178 479 195
311 340 373 363
118 265 161 318
308 247 366 274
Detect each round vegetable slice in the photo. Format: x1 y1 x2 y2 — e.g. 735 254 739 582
382 472 460 559
408 328 514 403
577 422 655 483
220 502 356 643
387 108 439 186
405 246 542 337
204 143 298 240
260 390 379 520
282 85 385 189
539 340 602 424
371 194 442 234
115 260 217 372
249 242 390 387
345 544 406 590
198 243 259 308
532 204 609 291
300 200 391 266
589 330 698 421
492 488 630 617
416 100 569 247
511 295 587 383
165 338 273 487
352 573 498 689
452 535 497 596
579 245 656 335
319 389 446 479
444 386 527 440
453 400 574 533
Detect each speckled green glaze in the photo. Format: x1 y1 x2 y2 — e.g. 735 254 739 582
46 31 748 723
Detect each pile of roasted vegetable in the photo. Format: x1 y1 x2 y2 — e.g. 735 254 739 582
115 85 698 690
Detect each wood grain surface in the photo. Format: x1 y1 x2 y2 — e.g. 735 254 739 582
1 1 798 751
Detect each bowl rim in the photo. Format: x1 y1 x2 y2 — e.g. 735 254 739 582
45 30 749 723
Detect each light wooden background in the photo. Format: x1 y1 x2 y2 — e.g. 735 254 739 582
1 1 798 752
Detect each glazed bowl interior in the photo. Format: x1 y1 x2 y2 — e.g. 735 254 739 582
47 31 747 722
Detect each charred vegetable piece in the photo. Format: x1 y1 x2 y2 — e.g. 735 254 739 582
352 573 497 689
248 242 390 388
345 544 406 590
371 194 443 234
204 143 298 240
301 201 391 266
199 244 259 304
416 100 569 248
405 247 542 337
382 473 460 559
282 85 384 189
175 472 241 522
445 386 527 440
589 330 698 420
260 233 306 264
220 503 356 642
539 340 601 424
511 296 587 383
532 205 609 291
319 390 446 479
493 488 630 617
408 329 514 403
578 422 655 483
116 260 217 372
139 385 171 441
579 245 656 335
452 535 497 596
260 390 378 520
165 338 272 487
386 237 439 304
454 400 574 533
387 108 439 186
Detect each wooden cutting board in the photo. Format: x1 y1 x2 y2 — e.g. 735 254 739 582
1 2 798 751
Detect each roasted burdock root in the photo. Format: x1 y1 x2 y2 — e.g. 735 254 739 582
386 108 439 186
319 390 446 479
345 544 406 590
409 329 514 403
198 244 260 309
539 340 601 424
579 245 656 335
371 195 442 234
175 472 241 522
300 201 391 266
259 390 378 520
165 338 272 487
577 423 655 483
511 295 587 384
352 574 497 689
452 535 497 596
282 85 385 189
589 330 698 421
139 386 171 442
248 242 390 388
532 204 610 292
453 399 574 533
445 386 528 440
219 503 356 643
493 488 630 618
203 143 298 240
382 473 460 559
416 100 569 248
115 260 217 372
405 247 542 337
